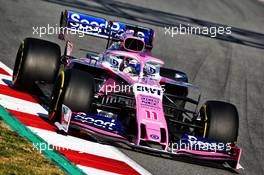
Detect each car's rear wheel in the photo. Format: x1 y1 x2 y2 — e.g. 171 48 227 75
48 68 95 122
200 101 239 143
12 38 61 90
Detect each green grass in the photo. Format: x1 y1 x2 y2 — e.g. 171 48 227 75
0 120 64 175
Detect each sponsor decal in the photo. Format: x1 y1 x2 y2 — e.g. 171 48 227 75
144 63 157 75
140 95 160 108
72 113 125 136
73 112 116 130
59 105 72 133
135 84 162 96
66 11 150 42
145 110 158 120
150 134 159 140
68 11 121 35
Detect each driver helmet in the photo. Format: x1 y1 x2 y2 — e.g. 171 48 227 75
128 59 140 74
123 59 141 74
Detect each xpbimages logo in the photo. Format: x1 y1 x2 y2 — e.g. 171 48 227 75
32 142 69 153
164 24 232 38
32 24 85 38
169 135 231 153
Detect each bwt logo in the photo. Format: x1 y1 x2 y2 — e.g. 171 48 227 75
136 85 162 96
68 12 121 33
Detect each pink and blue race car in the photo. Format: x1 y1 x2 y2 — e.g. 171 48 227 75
12 10 242 172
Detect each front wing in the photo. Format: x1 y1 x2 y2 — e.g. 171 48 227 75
55 106 243 173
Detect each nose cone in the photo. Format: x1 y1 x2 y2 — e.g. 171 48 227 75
133 83 169 148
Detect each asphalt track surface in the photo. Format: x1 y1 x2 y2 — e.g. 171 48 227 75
1 0 264 174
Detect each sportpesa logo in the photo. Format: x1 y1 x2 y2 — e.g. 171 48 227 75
74 113 116 130
66 11 146 38
68 12 121 33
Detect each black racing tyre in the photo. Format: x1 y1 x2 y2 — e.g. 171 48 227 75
200 101 239 143
48 68 95 122
12 38 61 89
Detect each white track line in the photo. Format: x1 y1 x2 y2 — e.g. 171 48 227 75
0 61 13 75
0 73 12 85
0 66 47 116
0 79 151 174
110 149 152 175
77 165 120 175
29 127 151 175
0 94 48 116
29 126 129 161
0 61 151 175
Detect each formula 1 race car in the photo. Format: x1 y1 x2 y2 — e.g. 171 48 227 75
12 10 242 172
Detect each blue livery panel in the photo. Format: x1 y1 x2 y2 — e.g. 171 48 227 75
62 10 153 45
72 112 125 135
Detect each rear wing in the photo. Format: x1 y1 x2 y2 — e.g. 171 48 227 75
60 10 155 49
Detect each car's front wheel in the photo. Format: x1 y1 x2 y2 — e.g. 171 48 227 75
200 100 239 143
48 68 95 122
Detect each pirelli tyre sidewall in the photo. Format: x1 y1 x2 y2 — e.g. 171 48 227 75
200 100 239 143
48 68 95 122
12 38 61 89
